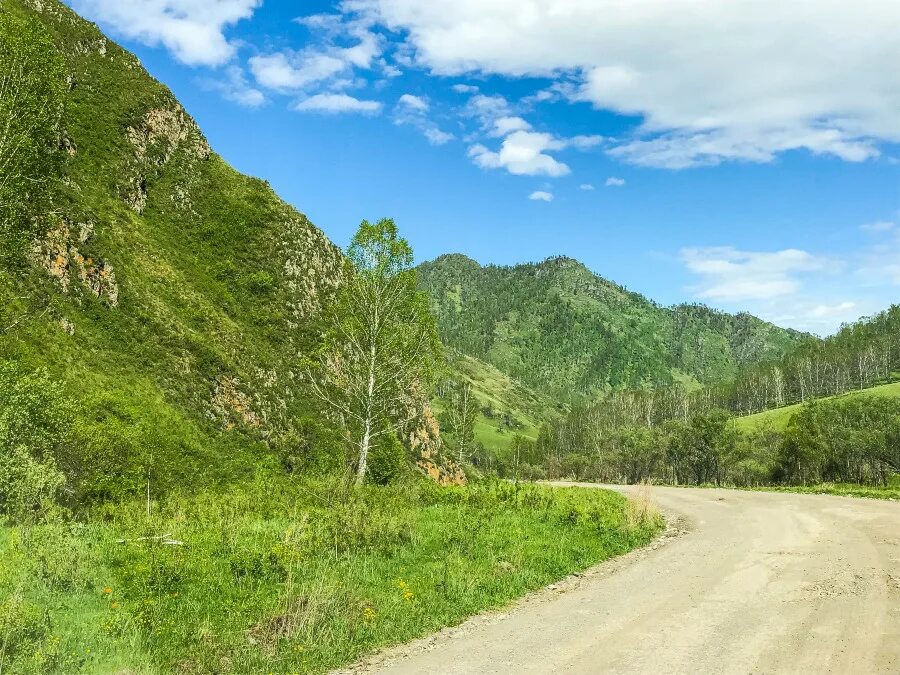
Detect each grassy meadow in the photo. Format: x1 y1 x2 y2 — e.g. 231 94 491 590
0 478 661 674
733 381 900 433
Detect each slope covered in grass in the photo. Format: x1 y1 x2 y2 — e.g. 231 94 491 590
1 0 346 500
734 381 900 432
442 353 565 452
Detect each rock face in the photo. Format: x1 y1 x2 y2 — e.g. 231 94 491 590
123 106 210 214
31 220 119 306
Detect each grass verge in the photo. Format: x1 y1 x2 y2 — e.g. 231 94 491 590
753 479 900 501
1 477 661 674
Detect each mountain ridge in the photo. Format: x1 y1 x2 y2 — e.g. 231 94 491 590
419 252 810 401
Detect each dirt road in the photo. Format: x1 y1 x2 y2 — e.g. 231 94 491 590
364 485 900 674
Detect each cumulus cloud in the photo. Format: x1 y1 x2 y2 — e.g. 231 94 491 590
579 183 595 191
347 0 900 167
397 93 428 112
491 116 531 137
469 131 570 177
201 66 265 107
69 0 260 66
452 84 479 94
605 176 626 187
528 191 554 202
393 94 454 144
294 93 382 114
681 247 830 302
468 126 602 177
463 94 512 128
249 52 346 91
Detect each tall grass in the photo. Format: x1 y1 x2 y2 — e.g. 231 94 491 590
0 477 661 673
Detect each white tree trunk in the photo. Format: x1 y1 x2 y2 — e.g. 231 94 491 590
356 340 378 486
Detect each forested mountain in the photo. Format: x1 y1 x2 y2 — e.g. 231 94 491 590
419 253 807 400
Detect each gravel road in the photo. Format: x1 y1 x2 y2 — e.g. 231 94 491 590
362 485 900 674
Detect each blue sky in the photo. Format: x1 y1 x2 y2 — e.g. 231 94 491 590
66 0 900 334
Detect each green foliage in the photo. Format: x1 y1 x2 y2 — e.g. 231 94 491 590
0 478 661 673
0 9 65 267
0 0 346 503
367 433 408 485
348 217 414 277
0 363 73 522
313 218 442 484
0 447 65 525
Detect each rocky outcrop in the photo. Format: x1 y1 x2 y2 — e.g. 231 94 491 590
31 219 119 306
212 376 261 431
403 382 467 486
282 215 346 323
122 106 210 214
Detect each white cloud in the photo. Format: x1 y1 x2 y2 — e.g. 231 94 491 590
347 0 900 167
463 94 512 127
251 10 384 100
579 183 595 191
294 93 382 114
605 176 626 187
529 191 554 202
491 116 531 137
807 301 857 319
249 52 346 91
569 135 604 150
397 93 429 112
423 128 455 145
452 84 479 94
202 66 265 107
681 247 830 302
69 0 260 66
860 220 895 233
393 94 454 145
468 129 602 177
469 131 570 177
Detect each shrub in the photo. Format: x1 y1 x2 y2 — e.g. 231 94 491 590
0 363 72 522
367 433 408 486
0 446 65 524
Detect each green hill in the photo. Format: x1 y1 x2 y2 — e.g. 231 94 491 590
419 254 807 402
438 353 566 452
734 381 900 433
1 0 348 500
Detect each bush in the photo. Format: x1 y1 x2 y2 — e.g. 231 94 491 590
0 446 65 524
0 363 72 522
367 433 408 486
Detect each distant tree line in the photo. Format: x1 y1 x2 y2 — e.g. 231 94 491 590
507 306 900 487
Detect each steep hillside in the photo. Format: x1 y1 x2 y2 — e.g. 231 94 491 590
0 0 347 499
419 254 806 401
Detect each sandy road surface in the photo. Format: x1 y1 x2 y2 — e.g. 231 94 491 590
360 485 900 674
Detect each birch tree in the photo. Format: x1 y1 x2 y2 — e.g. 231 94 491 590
310 218 441 485
444 381 479 464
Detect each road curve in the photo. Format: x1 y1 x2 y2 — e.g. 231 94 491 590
364 485 900 674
